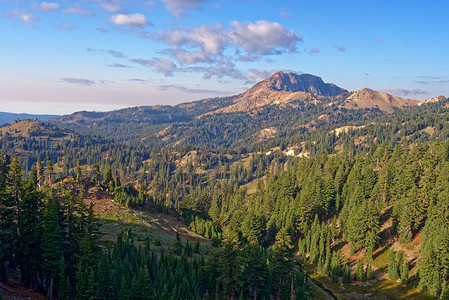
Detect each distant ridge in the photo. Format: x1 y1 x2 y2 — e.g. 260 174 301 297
212 71 348 113
0 119 71 139
0 112 59 126
341 88 421 113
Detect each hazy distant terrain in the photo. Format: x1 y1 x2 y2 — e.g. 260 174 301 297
0 112 59 126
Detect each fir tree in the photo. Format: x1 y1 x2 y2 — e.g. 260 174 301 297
46 155 53 186
41 194 63 300
388 249 398 281
355 259 364 281
401 261 409 285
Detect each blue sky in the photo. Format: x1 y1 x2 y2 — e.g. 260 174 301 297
1 0 448 114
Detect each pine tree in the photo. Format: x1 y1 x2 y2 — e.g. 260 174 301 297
36 156 44 188
7 155 22 237
365 260 374 280
342 264 351 283
401 261 409 285
218 242 241 299
16 178 43 287
271 228 294 300
103 163 113 189
355 259 364 281
441 282 449 300
92 161 101 186
46 155 53 186
194 240 200 254
330 251 341 283
59 255 70 300
242 244 268 300
76 159 82 184
173 231 182 256
41 195 63 300
388 249 398 281
0 153 14 283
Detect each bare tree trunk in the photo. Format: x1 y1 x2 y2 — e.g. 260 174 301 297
290 277 294 300
1 260 8 283
48 277 54 300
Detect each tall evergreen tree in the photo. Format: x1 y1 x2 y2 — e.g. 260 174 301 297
46 155 53 186
41 194 63 300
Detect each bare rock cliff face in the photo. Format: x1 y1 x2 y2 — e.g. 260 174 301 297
210 71 347 114
261 71 347 96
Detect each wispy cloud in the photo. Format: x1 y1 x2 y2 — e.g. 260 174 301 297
279 8 292 20
380 88 428 97
57 23 76 30
5 10 39 26
161 0 209 17
376 37 385 42
158 84 231 95
63 4 95 16
308 48 320 54
91 0 123 13
415 76 449 85
107 50 126 58
106 63 131 68
131 58 178 76
32 1 59 12
110 13 152 27
60 78 95 86
334 44 346 52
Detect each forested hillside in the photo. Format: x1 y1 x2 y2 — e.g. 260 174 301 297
1 73 449 299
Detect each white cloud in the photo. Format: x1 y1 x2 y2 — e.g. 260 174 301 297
153 24 226 55
161 0 209 17
110 13 152 27
147 20 302 80
244 69 272 83
228 20 302 55
152 20 301 62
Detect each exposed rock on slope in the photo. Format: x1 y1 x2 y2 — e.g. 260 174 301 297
418 95 446 105
341 88 420 113
212 71 348 113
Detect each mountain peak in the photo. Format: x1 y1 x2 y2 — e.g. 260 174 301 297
257 71 347 96
209 72 347 114
341 88 420 113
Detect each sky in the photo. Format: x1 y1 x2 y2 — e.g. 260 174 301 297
1 0 448 115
